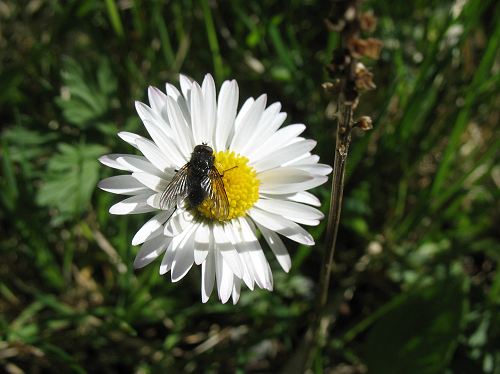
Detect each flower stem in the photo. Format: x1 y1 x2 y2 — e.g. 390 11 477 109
319 102 353 311
281 101 355 374
304 102 353 370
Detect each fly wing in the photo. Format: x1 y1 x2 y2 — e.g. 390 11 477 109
203 166 230 219
159 163 190 210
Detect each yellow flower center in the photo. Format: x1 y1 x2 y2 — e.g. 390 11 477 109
198 150 260 221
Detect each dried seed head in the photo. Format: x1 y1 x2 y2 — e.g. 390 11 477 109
344 6 357 22
354 62 376 91
322 82 335 91
325 0 354 32
325 101 338 120
324 17 346 33
355 116 373 131
347 37 383 59
359 11 377 33
322 80 342 95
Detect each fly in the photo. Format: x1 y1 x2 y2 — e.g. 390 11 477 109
159 144 230 219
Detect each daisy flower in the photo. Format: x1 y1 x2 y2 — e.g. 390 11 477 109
98 74 331 304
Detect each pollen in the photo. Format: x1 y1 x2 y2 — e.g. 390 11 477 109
198 150 260 221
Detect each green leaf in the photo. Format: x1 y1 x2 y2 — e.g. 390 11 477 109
42 343 86 374
489 267 500 305
55 57 117 130
2 127 58 178
0 139 18 211
362 276 468 374
200 0 225 83
0 66 24 105
105 0 124 38
97 58 118 96
36 143 107 224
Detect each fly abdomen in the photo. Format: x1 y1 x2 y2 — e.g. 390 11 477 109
187 185 207 207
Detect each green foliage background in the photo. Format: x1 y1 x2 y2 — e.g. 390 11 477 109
1 0 498 372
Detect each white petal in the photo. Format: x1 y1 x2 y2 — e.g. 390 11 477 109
260 191 322 207
160 239 176 274
283 154 332 175
166 82 182 100
259 169 328 195
259 167 313 187
194 223 211 265
220 226 244 279
255 106 286 140
239 103 283 155
255 198 324 220
118 131 143 150
135 138 174 172
164 210 194 236
230 95 267 152
109 194 156 215
98 175 151 195
248 207 314 245
135 101 173 140
215 250 234 304
230 95 267 153
148 86 169 123
288 218 320 226
232 278 242 304
171 223 197 282
166 82 191 127
246 124 305 161
212 224 243 278
268 175 328 195
251 139 317 172
133 235 171 269
140 224 164 244
99 154 130 171
132 172 169 192
190 82 205 145
202 74 217 145
215 80 239 151
238 250 257 290
201 249 215 303
284 191 322 206
255 222 291 272
146 193 161 209
224 222 254 290
166 96 194 157
282 147 312 165
239 217 273 290
285 154 319 166
227 96 254 149
159 222 194 275
115 155 164 176
234 98 254 126
253 102 281 134
132 210 173 245
179 74 193 110
136 102 187 167
239 111 286 155
290 163 333 176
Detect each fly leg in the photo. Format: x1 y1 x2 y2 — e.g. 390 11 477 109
220 166 237 176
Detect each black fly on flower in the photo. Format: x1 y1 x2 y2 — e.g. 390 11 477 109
159 143 230 220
